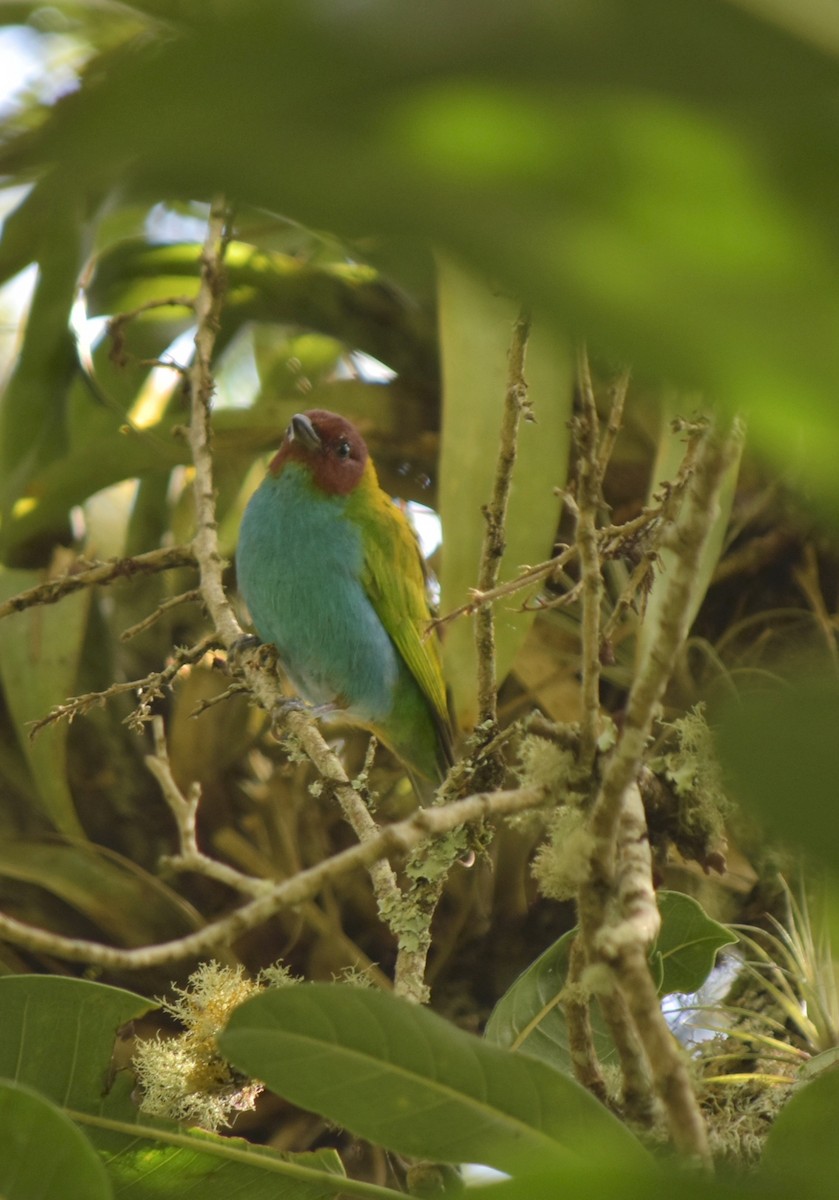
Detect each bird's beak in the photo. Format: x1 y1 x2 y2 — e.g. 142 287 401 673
289 413 322 452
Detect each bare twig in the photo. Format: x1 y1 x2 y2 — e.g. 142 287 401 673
475 305 532 726
0 781 552 969
563 935 610 1105
574 346 603 769
121 589 203 641
29 636 216 737
0 546 197 622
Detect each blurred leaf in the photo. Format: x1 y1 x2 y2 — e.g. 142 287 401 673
654 892 736 996
761 1068 839 1199
714 676 839 863
220 983 644 1175
102 1136 348 1200
0 838 204 946
437 258 571 725
0 1079 112 1200
0 564 91 836
0 191 88 533
6 1 839 501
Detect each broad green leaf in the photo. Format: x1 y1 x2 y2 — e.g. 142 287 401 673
484 931 614 1074
462 1160 779 1200
654 891 736 996
0 566 91 836
0 1079 112 1200
7 1 839 503
0 976 353 1199
101 1134 348 1200
220 983 644 1175
437 257 571 724
714 676 839 864
760 1069 839 1199
0 975 153 1116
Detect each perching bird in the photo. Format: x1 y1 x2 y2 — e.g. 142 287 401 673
236 409 453 785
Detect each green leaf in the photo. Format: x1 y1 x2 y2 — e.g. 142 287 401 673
484 931 614 1073
220 983 644 1175
0 567 92 836
0 1079 112 1200
714 675 839 863
0 975 153 1115
437 258 572 724
654 891 736 996
761 1069 839 1199
0 976 355 1198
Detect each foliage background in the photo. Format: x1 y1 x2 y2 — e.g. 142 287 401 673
1 1 839 1196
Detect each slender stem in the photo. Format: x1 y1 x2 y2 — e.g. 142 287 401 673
475 305 532 726
575 346 603 769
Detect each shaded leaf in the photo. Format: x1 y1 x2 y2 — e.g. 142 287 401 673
761 1069 839 1199
0 565 92 836
0 838 204 947
220 983 644 1175
485 893 731 1073
0 1079 112 1200
714 675 839 864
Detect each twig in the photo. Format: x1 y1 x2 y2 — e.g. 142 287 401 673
120 589 203 641
574 346 603 769
475 305 532 726
29 636 216 737
0 546 197 621
596 367 630 478
0 781 552 969
145 717 271 898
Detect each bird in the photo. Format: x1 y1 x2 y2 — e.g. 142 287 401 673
235 409 453 786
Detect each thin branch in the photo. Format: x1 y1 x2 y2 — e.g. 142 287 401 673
475 305 532 726
575 346 603 769
596 367 630 477
29 636 216 736
0 781 552 969
563 935 610 1105
120 588 203 641
0 546 197 621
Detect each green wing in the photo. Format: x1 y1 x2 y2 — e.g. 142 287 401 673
351 487 450 735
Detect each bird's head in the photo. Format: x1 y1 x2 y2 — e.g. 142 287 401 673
268 410 370 496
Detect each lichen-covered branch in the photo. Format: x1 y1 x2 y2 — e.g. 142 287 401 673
576 417 743 1162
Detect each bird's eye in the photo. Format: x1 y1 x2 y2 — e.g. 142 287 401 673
336 439 351 460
